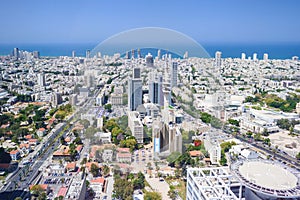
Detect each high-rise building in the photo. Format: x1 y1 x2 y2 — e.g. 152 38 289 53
157 49 161 60
37 73 45 87
13 48 19 60
149 72 163 106
253 53 258 61
183 51 188 59
84 70 95 88
263 53 268 61
86 50 90 59
128 111 144 143
241 53 246 60
171 62 178 87
215 51 222 67
51 92 62 107
33 51 40 59
72 50 76 58
137 48 141 59
128 67 142 111
145 53 154 68
131 49 135 59
97 52 101 58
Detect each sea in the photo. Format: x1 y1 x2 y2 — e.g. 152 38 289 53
0 43 299 59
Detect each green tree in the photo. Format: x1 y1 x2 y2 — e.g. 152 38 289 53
113 178 133 200
144 191 162 200
30 185 44 196
90 163 99 177
228 119 240 126
296 152 300 160
168 189 177 200
166 152 181 164
38 192 47 200
104 104 112 112
102 165 110 177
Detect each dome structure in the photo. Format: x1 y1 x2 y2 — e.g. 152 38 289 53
91 27 210 58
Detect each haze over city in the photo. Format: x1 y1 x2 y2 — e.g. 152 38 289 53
0 1 299 200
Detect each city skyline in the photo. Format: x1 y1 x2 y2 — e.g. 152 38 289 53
0 0 300 44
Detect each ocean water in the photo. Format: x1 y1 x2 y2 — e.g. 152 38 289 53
0 43 299 59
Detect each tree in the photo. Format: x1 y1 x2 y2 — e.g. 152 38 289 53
102 165 110 177
38 192 47 200
90 163 99 177
30 185 44 196
166 152 181 165
113 178 133 200
144 191 162 200
74 136 83 145
168 189 177 200
228 119 239 127
14 197 22 200
104 104 112 112
133 172 145 190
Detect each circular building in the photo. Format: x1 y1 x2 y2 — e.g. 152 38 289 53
231 160 300 199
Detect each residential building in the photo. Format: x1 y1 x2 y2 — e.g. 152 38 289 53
128 111 144 143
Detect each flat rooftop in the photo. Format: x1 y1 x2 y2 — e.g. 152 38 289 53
239 161 297 190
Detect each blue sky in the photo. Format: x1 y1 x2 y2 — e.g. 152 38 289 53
0 0 299 44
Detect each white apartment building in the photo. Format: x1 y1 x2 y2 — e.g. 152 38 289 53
128 111 144 143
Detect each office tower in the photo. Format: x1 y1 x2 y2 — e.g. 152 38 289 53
149 72 163 106
13 48 19 59
86 50 90 59
215 51 222 67
253 53 258 61
37 73 45 86
131 49 135 59
145 53 154 68
72 50 76 58
157 49 161 60
51 92 62 107
125 51 129 59
84 70 95 88
69 94 78 106
33 51 40 59
263 53 268 61
241 53 246 60
128 67 142 111
183 51 188 59
137 48 141 59
171 62 178 87
97 52 101 58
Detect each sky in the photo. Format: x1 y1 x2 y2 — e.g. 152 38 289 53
0 0 300 44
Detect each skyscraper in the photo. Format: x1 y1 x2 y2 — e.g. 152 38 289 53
32 51 40 59
171 62 178 87
86 50 90 59
263 53 268 61
37 73 45 87
215 51 222 67
131 49 135 59
157 49 161 60
241 53 246 60
149 72 163 106
13 48 19 60
137 48 141 59
128 67 142 111
253 53 258 61
72 50 76 58
145 53 154 68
